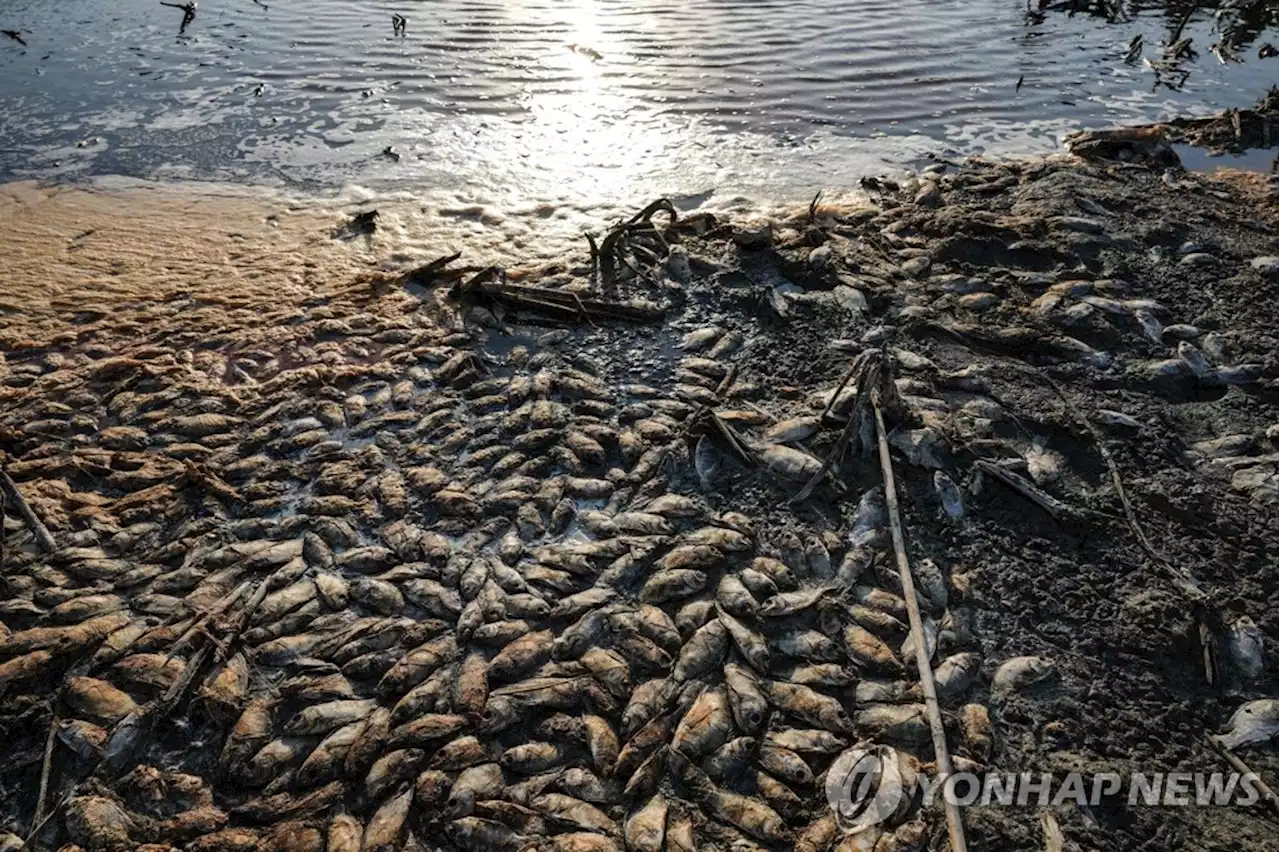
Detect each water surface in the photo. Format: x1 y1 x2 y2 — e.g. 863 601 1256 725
0 0 1274 257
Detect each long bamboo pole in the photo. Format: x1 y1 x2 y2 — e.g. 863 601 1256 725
874 403 968 852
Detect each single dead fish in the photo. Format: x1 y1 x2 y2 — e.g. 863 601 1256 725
1213 699 1278 751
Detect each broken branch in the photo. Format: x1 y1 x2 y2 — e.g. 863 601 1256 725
0 467 56 552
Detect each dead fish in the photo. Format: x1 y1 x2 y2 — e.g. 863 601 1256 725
672 753 789 844
447 763 505 816
431 735 488 771
959 703 992 761
687 524 755 551
221 698 276 774
796 812 840 852
763 416 822 444
363 786 414 850
847 604 907 637
57 718 109 761
416 768 456 811
764 728 847 754
766 680 852 733
1025 437 1062 487
1214 699 1278 750
991 655 1054 694
0 650 55 690
64 795 137 851
297 721 366 787
758 741 813 787
723 663 769 735
671 686 734 759
717 608 770 675
502 741 565 774
613 511 673 536
844 624 901 673
771 628 843 663
621 679 675 738
448 816 528 852
554 606 617 661
489 630 553 683
66 676 138 725
245 736 315 785
672 619 728 682
1177 341 1214 379
715 574 758 618
581 714 620 777
779 663 853 688
933 652 981 698
386 713 469 750
364 748 426 802
285 698 379 736
1227 616 1265 679
344 707 392 779
447 650 486 716
758 444 823 482
377 635 457 696
933 471 964 519
912 558 948 614
854 679 919 706
694 436 724 491
581 647 633 700
701 735 757 780
679 327 724 351
641 569 708 604
534 792 619 835
759 585 837 618
327 813 363 852
665 807 697 852
899 616 938 664
624 794 668 852
855 704 930 743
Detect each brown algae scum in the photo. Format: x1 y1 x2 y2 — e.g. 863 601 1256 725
0 154 1276 852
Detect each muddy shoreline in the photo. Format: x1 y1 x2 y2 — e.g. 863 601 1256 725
0 150 1276 852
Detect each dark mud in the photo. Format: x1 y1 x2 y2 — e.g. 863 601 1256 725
0 152 1276 852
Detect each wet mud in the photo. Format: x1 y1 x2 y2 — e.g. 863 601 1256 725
0 153 1276 851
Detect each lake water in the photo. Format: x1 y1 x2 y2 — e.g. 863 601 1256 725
0 0 1274 260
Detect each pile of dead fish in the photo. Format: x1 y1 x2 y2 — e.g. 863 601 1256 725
0 302 1023 852
0 164 1274 850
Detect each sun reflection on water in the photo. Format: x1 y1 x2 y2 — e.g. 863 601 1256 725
509 0 689 207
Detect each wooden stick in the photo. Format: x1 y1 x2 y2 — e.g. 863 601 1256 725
1208 736 1280 813
874 402 968 852
21 787 73 850
0 469 56 552
165 580 251 661
32 712 59 830
974 459 1068 519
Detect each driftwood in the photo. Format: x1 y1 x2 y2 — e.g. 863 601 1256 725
450 267 663 324
0 468 56 553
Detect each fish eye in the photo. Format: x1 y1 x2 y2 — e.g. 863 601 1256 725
750 711 762 726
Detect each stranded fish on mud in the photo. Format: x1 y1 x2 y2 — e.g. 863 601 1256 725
0 174 1270 852
1213 699 1279 750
